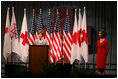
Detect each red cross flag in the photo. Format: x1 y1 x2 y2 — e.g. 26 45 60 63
71 9 78 64
3 7 11 60
10 7 20 58
77 9 82 62
81 7 88 63
19 8 29 62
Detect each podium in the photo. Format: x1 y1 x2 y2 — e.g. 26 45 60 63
29 45 50 73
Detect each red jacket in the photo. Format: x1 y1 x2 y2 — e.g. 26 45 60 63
97 39 109 69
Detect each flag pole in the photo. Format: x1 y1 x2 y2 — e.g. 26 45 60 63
63 56 64 65
85 62 86 71
5 59 7 64
13 55 14 64
78 61 80 70
72 64 73 72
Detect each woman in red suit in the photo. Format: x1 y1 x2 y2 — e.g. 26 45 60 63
97 29 109 75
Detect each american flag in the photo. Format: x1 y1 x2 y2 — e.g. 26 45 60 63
46 14 54 64
36 14 44 39
52 15 62 62
63 15 72 63
29 13 35 45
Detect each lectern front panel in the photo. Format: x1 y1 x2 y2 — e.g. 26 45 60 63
29 45 49 73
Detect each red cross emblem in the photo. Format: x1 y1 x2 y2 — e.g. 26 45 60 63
81 30 87 44
72 32 77 44
5 27 11 37
77 30 81 47
10 23 18 39
20 31 29 46
5 27 8 34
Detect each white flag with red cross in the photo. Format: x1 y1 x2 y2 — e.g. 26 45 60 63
71 9 78 64
3 7 11 60
77 8 82 62
19 8 29 62
10 7 20 58
81 7 88 63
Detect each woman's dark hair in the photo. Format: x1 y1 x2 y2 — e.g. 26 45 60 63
98 29 106 38
38 30 44 36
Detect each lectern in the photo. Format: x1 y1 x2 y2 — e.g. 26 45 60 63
29 45 50 73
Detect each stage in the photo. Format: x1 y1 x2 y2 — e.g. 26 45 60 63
2 63 116 78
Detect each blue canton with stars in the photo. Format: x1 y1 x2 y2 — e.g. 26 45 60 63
54 15 61 34
64 15 70 34
47 15 52 34
36 14 44 32
31 14 35 35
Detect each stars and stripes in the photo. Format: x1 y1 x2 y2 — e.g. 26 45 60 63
46 14 54 64
52 15 62 62
29 12 36 45
63 15 72 63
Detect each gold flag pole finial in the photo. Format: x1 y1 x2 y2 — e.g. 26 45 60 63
12 7 14 11
24 8 26 14
49 9 50 15
75 9 77 13
40 8 42 14
33 9 35 16
5 59 7 64
84 6 86 10
66 9 68 15
8 7 9 10
79 8 81 12
57 9 59 15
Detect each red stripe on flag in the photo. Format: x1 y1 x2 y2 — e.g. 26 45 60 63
46 34 52 48
63 35 71 50
66 32 72 44
29 34 34 45
63 43 71 57
52 43 59 61
56 33 62 49
54 34 62 59
49 51 53 64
